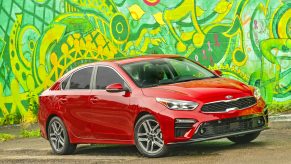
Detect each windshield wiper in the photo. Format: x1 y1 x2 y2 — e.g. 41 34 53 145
173 76 196 82
176 78 197 83
174 76 217 83
141 83 160 88
195 76 218 80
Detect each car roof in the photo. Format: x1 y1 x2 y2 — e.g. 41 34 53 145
112 54 181 65
66 54 181 75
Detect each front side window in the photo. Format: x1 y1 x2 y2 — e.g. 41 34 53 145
122 57 216 88
69 67 93 89
95 66 125 89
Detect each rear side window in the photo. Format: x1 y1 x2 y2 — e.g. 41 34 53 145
96 67 125 89
61 77 70 90
69 67 93 89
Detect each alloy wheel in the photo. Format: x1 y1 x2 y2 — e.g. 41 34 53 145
49 120 65 152
137 119 164 154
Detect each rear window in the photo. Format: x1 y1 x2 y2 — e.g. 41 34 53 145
61 77 70 90
69 67 93 89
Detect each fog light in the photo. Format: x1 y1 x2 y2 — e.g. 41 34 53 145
200 128 206 134
257 118 264 125
175 119 197 137
175 119 197 124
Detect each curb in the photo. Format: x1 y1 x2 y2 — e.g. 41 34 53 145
270 114 291 122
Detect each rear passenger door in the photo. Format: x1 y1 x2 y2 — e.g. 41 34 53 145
89 66 131 140
63 66 95 139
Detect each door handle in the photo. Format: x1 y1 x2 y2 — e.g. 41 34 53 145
89 96 99 103
59 98 67 104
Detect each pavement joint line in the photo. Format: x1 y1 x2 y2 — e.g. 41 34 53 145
270 114 291 122
4 148 50 151
0 155 138 160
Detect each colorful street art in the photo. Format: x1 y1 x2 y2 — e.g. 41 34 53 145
0 0 290 125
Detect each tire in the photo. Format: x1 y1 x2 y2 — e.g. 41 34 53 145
227 132 261 144
134 114 168 157
48 117 76 155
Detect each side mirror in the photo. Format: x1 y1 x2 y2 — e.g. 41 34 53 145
213 70 222 76
106 83 127 93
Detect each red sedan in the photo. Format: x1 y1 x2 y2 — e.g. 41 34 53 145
38 55 268 157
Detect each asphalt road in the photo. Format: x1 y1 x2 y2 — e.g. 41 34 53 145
0 121 291 164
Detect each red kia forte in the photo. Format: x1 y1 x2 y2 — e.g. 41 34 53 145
38 55 268 157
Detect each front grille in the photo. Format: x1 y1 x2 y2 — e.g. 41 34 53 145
201 96 257 112
192 116 265 139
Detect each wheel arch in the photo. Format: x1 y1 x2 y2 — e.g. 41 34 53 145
46 114 59 138
134 111 151 126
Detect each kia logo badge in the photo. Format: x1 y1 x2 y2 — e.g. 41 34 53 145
225 95 233 99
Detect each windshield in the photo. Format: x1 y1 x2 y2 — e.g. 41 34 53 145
121 57 217 88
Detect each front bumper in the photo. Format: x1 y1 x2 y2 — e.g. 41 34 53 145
157 98 268 144
170 127 267 144
169 114 268 144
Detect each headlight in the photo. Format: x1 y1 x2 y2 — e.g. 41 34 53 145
254 87 261 99
156 98 198 110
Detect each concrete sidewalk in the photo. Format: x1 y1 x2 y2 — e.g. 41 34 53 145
0 121 291 164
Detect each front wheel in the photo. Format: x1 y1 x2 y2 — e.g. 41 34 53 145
134 114 168 157
227 132 261 144
48 117 76 155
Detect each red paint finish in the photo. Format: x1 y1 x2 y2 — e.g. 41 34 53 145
38 55 267 145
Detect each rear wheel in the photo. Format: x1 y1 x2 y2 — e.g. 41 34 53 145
227 132 261 144
48 117 76 155
134 114 168 157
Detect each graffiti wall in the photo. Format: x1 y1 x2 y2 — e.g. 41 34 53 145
0 0 290 125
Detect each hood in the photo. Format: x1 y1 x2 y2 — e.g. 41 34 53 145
142 77 253 103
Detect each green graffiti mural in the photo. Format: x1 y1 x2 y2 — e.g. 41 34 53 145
0 0 290 125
